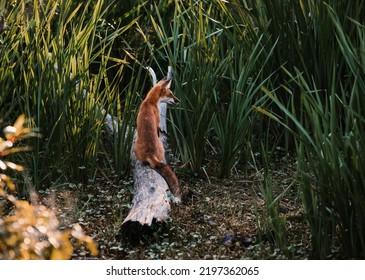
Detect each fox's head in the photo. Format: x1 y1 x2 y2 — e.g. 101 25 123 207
156 77 180 105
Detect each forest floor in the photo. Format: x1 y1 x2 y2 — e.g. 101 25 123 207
36 150 311 260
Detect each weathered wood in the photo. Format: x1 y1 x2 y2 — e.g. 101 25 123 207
122 133 171 225
122 66 176 226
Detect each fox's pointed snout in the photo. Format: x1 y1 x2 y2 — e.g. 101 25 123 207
173 96 180 105
166 96 180 105
160 93 180 105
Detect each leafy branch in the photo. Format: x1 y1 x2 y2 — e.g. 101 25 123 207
0 115 98 260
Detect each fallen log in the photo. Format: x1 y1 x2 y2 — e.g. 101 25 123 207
122 66 177 226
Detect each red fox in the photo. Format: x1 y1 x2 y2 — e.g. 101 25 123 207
134 77 181 202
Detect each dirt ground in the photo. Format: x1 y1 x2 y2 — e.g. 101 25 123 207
39 152 310 260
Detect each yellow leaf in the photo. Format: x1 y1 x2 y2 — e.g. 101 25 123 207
5 161 24 171
13 114 26 132
3 126 16 135
0 160 7 170
252 105 280 122
85 237 98 256
50 249 69 260
0 174 15 191
0 140 13 152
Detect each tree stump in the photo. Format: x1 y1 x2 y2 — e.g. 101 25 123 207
122 66 176 227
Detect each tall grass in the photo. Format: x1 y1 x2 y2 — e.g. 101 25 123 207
0 0 137 186
259 2 365 258
300 11 365 258
146 0 278 175
111 63 149 176
213 35 277 177
149 1 228 172
246 0 365 149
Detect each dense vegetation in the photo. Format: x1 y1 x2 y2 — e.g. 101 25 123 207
1 0 364 259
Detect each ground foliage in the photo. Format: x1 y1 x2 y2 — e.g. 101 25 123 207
0 116 97 260
34 151 310 260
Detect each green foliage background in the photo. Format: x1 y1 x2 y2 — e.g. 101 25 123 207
1 0 365 259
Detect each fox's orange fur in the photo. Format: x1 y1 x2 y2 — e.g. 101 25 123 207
134 77 181 202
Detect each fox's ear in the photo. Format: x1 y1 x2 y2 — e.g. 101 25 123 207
159 77 172 89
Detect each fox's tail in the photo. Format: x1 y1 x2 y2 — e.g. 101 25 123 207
147 156 181 202
155 162 181 200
